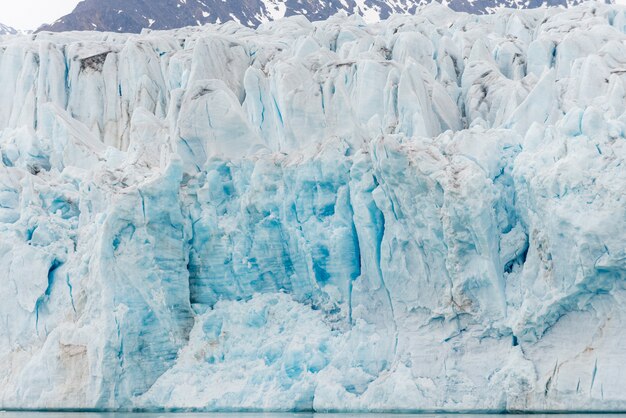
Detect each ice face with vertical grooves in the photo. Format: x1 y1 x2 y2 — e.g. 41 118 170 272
0 2 625 412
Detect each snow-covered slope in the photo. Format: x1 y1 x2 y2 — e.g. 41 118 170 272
38 0 592 33
0 23 17 35
1 2 626 412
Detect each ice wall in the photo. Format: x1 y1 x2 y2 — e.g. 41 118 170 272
0 3 625 411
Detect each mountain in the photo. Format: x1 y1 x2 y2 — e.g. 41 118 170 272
0 23 17 35
1 1 625 412
38 0 588 33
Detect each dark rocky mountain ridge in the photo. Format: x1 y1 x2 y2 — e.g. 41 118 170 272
37 0 590 33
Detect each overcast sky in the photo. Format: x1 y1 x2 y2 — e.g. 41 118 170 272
1 0 80 30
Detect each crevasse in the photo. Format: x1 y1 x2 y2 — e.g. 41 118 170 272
0 2 625 412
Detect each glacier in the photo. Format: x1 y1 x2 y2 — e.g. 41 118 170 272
0 2 625 412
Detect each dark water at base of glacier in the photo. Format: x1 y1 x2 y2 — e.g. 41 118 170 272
3 414 626 417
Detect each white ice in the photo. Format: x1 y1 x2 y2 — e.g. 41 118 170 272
0 2 625 412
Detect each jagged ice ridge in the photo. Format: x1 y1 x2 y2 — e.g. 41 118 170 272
0 2 625 412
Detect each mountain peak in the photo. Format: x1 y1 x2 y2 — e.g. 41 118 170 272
0 22 17 35
37 0 591 33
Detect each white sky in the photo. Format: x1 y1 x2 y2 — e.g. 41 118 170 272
1 0 81 30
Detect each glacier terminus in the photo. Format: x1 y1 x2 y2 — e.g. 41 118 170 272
0 1 625 412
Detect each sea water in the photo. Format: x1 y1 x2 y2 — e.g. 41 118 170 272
2 414 626 418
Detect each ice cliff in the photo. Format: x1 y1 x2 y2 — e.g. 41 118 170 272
0 2 625 412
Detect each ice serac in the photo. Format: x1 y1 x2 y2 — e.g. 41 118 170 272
0 2 625 412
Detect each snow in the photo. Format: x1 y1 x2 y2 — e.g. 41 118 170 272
42 0 597 35
0 23 17 35
0 1 625 412
262 0 288 20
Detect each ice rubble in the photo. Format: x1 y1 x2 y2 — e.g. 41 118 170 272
0 2 625 412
